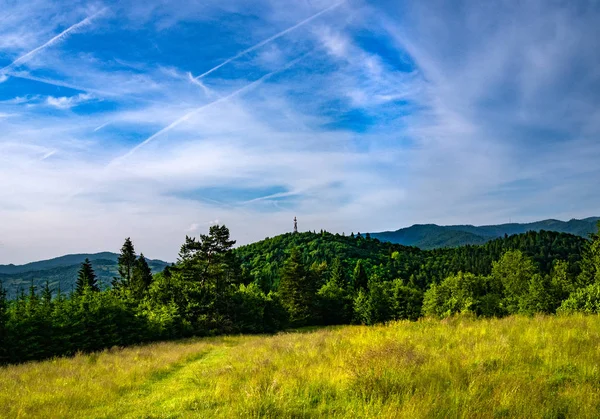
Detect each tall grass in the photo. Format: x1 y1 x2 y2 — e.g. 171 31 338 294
2 315 600 418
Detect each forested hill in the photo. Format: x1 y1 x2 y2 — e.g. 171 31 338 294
370 217 600 249
235 230 587 291
0 253 168 299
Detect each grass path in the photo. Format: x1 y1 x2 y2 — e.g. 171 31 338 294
93 345 231 418
3 316 600 418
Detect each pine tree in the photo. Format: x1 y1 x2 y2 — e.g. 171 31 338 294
329 258 347 288
0 282 8 362
352 260 369 291
114 238 136 288
131 254 153 299
40 281 53 316
278 248 318 326
76 258 99 294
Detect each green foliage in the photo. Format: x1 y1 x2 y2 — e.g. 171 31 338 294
278 248 319 326
558 282 600 314
317 277 352 325
0 283 8 363
352 260 369 291
519 273 554 315
578 222 600 286
389 280 423 321
422 272 501 318
492 250 537 314
113 238 137 289
1 224 598 365
371 217 600 249
130 254 153 299
75 258 100 294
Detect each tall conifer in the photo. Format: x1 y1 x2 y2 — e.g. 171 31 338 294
76 258 99 294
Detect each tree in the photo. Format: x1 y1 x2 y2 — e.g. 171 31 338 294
317 259 352 325
352 260 369 292
353 275 391 325
179 225 237 285
390 280 423 321
0 282 8 362
492 250 537 314
422 272 500 318
114 238 136 289
520 273 553 315
329 258 347 288
76 258 99 294
131 254 153 299
578 222 600 286
550 260 575 306
278 248 318 326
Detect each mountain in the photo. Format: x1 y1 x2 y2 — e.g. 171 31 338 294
0 252 169 299
370 217 600 249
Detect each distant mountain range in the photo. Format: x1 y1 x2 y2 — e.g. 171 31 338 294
0 253 169 299
370 217 600 249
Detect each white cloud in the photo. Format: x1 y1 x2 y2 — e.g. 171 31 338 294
45 93 94 109
0 0 599 264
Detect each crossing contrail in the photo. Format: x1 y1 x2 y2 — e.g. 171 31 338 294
109 54 308 166
1 8 107 73
193 1 345 80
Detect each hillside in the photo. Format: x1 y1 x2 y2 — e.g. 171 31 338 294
0 227 589 300
370 217 600 249
0 253 169 298
2 316 600 418
236 229 587 290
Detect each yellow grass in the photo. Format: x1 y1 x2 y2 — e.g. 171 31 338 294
2 315 600 418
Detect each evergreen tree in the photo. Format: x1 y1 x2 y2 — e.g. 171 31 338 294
131 254 153 299
114 238 136 288
278 248 318 326
352 260 369 291
329 258 347 288
317 258 352 324
0 282 8 362
76 259 99 294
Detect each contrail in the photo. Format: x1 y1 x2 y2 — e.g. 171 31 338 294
0 8 107 73
108 54 308 167
193 1 345 80
5 71 114 97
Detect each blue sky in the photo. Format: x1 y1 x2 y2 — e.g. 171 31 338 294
1 0 599 263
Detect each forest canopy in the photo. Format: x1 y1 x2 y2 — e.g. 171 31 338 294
1 223 599 364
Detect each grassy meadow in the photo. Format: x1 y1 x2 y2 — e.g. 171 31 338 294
2 315 600 418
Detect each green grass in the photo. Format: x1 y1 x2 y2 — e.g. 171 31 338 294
2 315 600 418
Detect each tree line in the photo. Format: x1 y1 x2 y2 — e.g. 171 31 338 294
1 223 599 364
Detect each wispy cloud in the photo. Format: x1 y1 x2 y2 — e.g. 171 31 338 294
192 1 346 80
46 93 94 109
0 8 107 76
110 53 308 166
0 0 599 264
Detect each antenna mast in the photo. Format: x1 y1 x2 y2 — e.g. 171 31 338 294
293 216 298 234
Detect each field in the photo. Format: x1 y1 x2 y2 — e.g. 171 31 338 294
2 315 600 418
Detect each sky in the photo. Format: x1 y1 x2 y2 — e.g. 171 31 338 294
1 0 599 263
